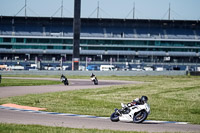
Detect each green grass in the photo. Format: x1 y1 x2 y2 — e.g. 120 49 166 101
2 74 89 79
0 123 144 133
0 78 61 87
0 76 200 124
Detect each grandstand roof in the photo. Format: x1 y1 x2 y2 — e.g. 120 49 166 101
0 16 200 28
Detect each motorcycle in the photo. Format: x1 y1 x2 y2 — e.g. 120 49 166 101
60 74 69 85
90 73 98 85
110 102 150 123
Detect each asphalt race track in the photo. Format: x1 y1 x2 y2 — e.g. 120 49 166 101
0 77 200 132
0 77 139 98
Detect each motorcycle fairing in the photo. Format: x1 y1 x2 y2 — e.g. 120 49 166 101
118 103 150 122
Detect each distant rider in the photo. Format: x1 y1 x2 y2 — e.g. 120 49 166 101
90 73 95 78
60 74 67 82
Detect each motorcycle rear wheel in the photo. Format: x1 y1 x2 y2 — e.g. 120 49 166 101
110 112 119 122
94 80 98 85
64 81 69 85
133 110 148 123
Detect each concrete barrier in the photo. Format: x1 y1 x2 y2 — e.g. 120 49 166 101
0 70 186 76
189 71 200 76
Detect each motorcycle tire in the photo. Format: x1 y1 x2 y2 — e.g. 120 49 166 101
94 80 98 85
64 81 69 85
110 112 119 122
133 110 148 123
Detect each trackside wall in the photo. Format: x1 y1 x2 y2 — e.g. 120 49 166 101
0 70 186 76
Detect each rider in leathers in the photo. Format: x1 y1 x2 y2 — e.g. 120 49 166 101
127 96 148 107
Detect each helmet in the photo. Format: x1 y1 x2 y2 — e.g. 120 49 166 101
140 96 148 103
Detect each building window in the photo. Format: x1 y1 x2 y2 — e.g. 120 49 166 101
16 38 24 43
3 38 11 43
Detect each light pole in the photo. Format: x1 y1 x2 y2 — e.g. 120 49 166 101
72 0 81 70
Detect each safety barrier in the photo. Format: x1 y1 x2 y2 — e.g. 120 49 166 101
0 70 186 76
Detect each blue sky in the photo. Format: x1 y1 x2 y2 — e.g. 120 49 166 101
0 0 200 20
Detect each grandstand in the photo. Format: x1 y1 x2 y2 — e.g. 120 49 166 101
0 16 200 66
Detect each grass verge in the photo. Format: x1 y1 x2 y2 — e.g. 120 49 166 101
0 78 61 87
0 76 200 124
2 74 89 79
0 123 144 133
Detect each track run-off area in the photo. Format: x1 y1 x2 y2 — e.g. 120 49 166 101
0 77 200 132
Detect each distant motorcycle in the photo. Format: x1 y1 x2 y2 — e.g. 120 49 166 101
90 73 98 85
60 74 69 85
110 97 150 123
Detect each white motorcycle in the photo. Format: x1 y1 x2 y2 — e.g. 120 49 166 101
90 73 98 85
60 74 69 85
110 102 150 123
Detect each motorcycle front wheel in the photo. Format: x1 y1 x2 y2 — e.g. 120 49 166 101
133 110 148 123
110 112 119 122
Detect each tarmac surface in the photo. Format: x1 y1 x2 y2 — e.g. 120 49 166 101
0 77 200 132
0 77 139 98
